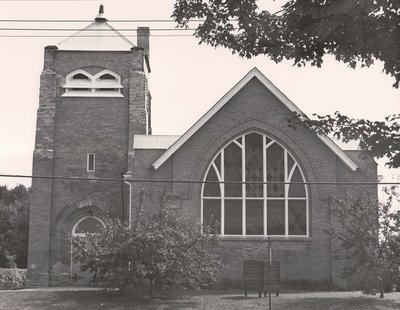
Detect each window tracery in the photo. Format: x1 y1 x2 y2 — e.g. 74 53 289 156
62 69 123 97
202 132 308 237
72 216 105 237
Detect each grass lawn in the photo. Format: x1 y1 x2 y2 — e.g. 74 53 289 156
0 288 400 310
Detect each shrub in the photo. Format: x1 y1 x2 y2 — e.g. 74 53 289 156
281 279 332 291
0 249 17 268
326 187 400 298
73 208 222 295
0 185 30 268
216 277 242 290
0 268 26 290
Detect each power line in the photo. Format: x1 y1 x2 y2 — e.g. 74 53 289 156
0 27 196 31
0 19 203 23
0 25 211 38
0 0 125 1
0 34 194 38
0 174 397 186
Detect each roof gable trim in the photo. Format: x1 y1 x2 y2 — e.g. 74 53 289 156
152 68 359 172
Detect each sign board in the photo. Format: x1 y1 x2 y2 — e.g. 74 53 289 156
243 260 280 297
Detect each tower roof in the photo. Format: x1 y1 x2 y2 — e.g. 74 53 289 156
57 5 134 51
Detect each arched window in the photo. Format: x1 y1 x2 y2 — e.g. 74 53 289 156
202 132 308 237
72 73 90 80
63 69 123 97
99 73 117 80
72 216 105 237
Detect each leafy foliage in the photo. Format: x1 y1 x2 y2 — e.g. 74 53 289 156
0 268 27 290
288 112 400 168
173 0 400 87
0 185 30 268
72 209 222 295
327 187 400 297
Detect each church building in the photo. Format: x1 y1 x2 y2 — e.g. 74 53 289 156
27 6 377 288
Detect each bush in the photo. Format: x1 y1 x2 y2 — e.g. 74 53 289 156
0 249 17 268
0 268 26 290
215 277 242 290
73 209 222 296
0 185 30 268
326 187 400 298
281 279 332 291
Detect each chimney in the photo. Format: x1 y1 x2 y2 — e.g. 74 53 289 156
43 45 58 70
137 27 150 61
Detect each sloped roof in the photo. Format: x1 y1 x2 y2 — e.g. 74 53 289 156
152 67 359 171
134 135 180 149
57 8 134 51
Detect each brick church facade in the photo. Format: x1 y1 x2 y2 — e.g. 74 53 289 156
27 7 377 288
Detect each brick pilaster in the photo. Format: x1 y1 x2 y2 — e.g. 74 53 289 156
26 45 57 287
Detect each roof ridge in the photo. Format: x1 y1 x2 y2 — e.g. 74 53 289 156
105 21 135 47
56 21 95 47
56 10 135 51
152 68 359 172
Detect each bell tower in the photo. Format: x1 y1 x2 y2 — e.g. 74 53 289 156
27 6 151 286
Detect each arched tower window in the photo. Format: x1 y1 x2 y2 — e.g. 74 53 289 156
202 132 308 237
72 215 105 237
72 73 90 80
99 73 116 80
63 69 123 97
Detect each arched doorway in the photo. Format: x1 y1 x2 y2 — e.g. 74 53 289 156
70 215 105 286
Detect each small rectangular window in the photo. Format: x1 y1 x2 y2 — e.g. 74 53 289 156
87 153 95 172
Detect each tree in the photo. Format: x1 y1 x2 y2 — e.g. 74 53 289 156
173 0 400 87
73 208 222 296
287 112 400 168
327 186 400 298
0 185 30 268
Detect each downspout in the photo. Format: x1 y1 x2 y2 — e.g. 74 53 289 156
123 171 133 229
328 194 333 290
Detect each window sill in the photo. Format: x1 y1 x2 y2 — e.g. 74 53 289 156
219 236 312 242
61 93 124 98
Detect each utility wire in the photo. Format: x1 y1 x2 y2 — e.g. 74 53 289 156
0 19 205 23
0 34 194 37
0 26 239 37
0 0 126 1
0 27 197 31
0 174 397 186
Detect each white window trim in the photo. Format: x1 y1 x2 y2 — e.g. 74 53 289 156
62 69 123 98
71 215 105 238
201 131 309 238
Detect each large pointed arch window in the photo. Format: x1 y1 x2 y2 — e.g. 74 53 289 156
202 132 308 237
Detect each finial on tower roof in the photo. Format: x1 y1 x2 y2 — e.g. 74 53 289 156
95 4 107 22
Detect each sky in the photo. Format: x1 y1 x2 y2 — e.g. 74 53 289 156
0 0 399 190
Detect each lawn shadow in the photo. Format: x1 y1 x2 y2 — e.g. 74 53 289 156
288 296 400 310
46 290 200 309
3 288 399 310
222 296 250 301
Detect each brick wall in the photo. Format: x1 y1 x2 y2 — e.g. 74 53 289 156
27 46 149 286
28 48 377 288
132 77 377 288
26 46 58 287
